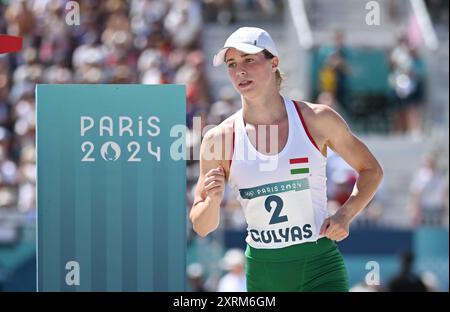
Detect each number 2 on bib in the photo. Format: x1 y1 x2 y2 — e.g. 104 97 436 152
264 195 288 225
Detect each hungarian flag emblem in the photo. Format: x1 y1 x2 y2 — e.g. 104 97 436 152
289 157 309 175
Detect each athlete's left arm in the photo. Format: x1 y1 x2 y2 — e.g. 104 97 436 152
318 107 384 241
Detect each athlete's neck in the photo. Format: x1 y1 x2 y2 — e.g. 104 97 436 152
241 92 286 125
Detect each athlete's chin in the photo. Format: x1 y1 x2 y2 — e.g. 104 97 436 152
237 85 259 96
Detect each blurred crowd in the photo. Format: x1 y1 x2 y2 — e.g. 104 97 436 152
0 0 217 217
202 0 282 25
314 0 448 137
0 0 447 292
315 28 427 138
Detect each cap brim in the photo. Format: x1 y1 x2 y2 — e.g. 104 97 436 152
213 43 264 67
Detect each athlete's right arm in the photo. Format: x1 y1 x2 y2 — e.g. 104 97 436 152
189 128 226 237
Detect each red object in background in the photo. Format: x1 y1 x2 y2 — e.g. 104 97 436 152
334 172 358 206
0 35 23 54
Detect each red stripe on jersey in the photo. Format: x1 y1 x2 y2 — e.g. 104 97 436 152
229 120 235 169
293 101 321 152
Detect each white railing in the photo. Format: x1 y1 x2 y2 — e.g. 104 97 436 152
288 0 313 50
410 0 439 50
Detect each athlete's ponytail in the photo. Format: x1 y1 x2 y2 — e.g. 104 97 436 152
263 49 284 90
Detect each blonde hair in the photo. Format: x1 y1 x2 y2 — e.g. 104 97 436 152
263 50 284 89
275 68 284 89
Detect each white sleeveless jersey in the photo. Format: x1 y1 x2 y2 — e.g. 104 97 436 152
228 97 328 249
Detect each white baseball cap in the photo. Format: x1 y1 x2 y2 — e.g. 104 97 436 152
213 27 279 67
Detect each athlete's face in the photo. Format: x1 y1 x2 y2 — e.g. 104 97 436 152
225 48 278 96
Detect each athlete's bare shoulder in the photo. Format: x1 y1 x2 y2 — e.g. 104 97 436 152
298 101 346 129
200 111 240 176
298 101 336 119
294 101 348 155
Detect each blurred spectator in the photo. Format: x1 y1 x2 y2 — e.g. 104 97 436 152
387 251 428 292
317 29 351 112
236 0 280 17
187 262 207 292
388 35 426 138
164 0 202 49
202 0 282 24
409 153 448 227
387 0 402 24
4 0 35 38
406 48 426 138
318 55 337 97
202 0 236 25
217 248 246 292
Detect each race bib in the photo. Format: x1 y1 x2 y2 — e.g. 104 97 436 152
239 178 317 248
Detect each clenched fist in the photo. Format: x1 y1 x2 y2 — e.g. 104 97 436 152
319 213 350 242
203 166 226 202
